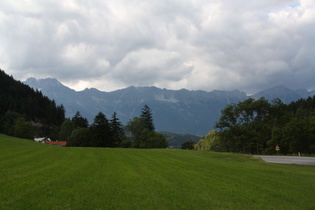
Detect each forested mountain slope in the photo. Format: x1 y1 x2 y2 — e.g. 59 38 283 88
0 70 65 138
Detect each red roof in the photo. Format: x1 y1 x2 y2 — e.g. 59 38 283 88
46 141 67 147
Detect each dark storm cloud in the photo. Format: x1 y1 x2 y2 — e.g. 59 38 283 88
0 0 314 92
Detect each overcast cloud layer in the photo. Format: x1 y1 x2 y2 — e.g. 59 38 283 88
1 0 314 93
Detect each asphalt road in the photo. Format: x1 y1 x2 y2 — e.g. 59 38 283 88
255 155 315 165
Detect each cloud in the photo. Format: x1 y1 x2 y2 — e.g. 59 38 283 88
112 49 193 86
0 0 314 93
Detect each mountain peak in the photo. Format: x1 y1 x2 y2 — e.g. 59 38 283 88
22 77 315 135
24 77 39 88
24 77 76 99
24 77 63 89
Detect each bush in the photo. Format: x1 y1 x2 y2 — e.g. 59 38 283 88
181 140 196 150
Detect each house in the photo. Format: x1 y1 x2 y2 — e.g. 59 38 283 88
34 137 67 146
34 137 51 143
46 141 67 147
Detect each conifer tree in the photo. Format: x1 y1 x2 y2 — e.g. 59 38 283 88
110 112 125 146
91 112 113 147
72 111 88 128
140 104 155 131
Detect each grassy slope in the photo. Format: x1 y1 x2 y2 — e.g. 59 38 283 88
1 134 314 209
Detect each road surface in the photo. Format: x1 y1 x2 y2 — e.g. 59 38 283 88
255 155 315 165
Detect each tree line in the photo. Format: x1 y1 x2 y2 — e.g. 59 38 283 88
193 97 315 155
0 69 167 148
62 105 167 148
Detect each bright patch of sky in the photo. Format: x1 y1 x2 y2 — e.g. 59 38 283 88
289 3 301 7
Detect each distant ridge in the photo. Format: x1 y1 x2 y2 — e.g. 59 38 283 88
24 78 315 135
251 85 307 103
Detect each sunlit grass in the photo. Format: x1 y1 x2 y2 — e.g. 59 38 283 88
1 134 314 209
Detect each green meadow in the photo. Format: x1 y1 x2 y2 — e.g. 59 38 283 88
1 134 315 209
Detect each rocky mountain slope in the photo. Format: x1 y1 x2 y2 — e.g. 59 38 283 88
24 78 315 135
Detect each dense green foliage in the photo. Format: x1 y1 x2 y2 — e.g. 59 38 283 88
0 69 65 138
181 140 196 149
194 130 222 151
207 97 315 154
66 106 166 148
68 127 91 147
59 118 75 142
13 117 35 139
126 105 167 148
67 111 127 147
1 134 315 209
72 111 89 128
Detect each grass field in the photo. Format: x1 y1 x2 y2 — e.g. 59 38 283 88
1 134 315 209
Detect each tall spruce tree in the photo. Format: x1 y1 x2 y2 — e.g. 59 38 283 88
91 112 113 147
110 112 125 146
140 104 155 131
72 111 88 128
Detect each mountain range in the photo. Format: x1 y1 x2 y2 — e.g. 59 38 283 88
24 78 315 135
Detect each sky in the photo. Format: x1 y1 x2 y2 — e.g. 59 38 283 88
0 0 314 93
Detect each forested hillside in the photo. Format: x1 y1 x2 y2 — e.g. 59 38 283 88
195 97 315 154
0 69 65 139
0 70 166 148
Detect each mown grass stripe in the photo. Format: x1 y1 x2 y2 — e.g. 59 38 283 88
1 134 315 209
